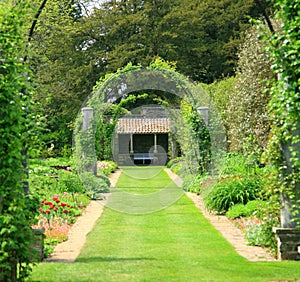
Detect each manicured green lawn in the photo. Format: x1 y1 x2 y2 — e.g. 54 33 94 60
29 167 300 282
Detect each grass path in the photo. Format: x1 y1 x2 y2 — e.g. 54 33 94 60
29 167 300 282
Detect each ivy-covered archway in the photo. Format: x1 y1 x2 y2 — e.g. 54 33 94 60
73 59 226 213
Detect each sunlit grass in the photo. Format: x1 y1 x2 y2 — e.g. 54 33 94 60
29 166 300 282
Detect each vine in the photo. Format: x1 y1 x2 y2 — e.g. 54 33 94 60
0 1 39 281
267 0 300 227
95 94 149 160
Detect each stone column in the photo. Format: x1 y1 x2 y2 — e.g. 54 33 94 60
154 134 158 153
82 107 94 131
197 106 209 126
81 107 96 175
130 134 134 154
273 73 300 260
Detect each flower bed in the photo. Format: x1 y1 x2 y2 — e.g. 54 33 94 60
32 193 88 258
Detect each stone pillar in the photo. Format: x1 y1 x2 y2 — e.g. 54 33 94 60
197 106 209 126
273 73 300 259
30 228 45 262
154 134 158 153
81 107 96 175
273 228 300 260
130 134 134 154
82 107 94 131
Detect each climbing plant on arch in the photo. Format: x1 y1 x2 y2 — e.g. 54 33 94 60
73 59 226 212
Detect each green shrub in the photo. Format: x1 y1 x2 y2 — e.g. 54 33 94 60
97 160 118 176
97 172 111 187
82 172 110 200
58 170 84 194
203 175 263 214
166 157 183 168
245 199 280 254
182 173 207 193
226 200 267 219
226 203 247 219
220 153 254 176
245 215 279 252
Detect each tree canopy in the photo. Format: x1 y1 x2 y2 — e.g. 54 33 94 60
28 0 273 154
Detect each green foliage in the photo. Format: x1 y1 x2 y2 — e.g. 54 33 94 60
226 200 267 219
29 0 92 157
85 0 272 83
228 23 274 160
220 153 255 176
28 0 274 156
97 160 118 176
244 198 280 252
182 173 206 194
29 158 86 200
166 157 183 169
203 175 263 214
0 1 40 280
202 77 235 135
57 170 84 194
201 153 264 213
266 0 300 227
81 173 110 200
245 215 279 251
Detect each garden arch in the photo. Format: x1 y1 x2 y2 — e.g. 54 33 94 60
73 63 226 213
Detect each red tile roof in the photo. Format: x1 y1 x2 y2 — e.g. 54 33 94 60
116 118 171 134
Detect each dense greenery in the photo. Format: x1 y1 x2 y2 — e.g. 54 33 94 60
266 0 300 227
1 0 300 274
29 157 114 257
28 0 274 153
29 158 90 258
0 1 40 281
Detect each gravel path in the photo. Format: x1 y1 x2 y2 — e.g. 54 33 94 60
46 168 276 263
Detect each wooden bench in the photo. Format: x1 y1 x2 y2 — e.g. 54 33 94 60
133 153 154 164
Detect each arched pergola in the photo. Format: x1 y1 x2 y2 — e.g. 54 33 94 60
73 63 225 175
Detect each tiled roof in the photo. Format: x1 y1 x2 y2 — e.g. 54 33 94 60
116 118 171 134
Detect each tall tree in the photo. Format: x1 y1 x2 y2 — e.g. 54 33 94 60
29 0 274 154
227 23 274 160
29 0 95 154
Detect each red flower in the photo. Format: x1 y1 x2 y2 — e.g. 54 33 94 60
53 197 60 203
44 201 52 205
63 209 67 214
45 210 50 214
60 203 68 207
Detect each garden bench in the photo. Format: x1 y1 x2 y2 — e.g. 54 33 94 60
133 153 154 164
